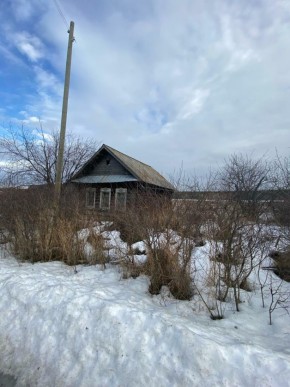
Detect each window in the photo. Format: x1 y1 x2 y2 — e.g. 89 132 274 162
100 188 111 210
115 188 127 210
86 188 96 209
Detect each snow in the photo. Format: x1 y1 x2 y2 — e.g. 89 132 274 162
0 237 290 386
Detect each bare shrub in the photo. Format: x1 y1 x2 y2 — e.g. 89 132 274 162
268 275 290 325
269 249 290 282
112 213 145 246
0 185 96 265
120 253 149 279
257 265 269 308
219 153 270 221
144 195 195 300
197 155 272 312
52 218 87 266
146 245 193 300
86 228 107 267
194 287 225 320
116 192 195 300
204 191 272 312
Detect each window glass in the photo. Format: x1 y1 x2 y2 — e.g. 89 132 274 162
115 188 127 210
86 188 96 208
100 188 111 210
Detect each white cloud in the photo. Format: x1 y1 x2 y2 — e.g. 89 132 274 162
33 66 62 96
27 116 39 123
61 1 290 175
14 32 44 62
178 89 210 120
2 0 290 177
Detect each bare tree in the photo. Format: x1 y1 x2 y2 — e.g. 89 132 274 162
220 154 269 192
270 153 290 228
273 153 290 190
258 269 268 308
219 154 270 219
268 275 290 325
0 125 99 186
198 155 272 312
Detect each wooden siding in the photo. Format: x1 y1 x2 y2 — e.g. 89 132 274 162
83 152 133 177
79 182 139 211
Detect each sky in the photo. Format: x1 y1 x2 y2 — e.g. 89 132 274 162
0 0 290 178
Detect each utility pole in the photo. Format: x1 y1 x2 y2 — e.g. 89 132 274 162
55 21 75 202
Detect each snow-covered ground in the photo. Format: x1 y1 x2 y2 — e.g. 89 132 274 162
0 235 290 387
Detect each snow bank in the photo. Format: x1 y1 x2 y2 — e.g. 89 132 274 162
0 249 290 387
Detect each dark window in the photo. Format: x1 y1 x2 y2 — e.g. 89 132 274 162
100 188 111 210
115 188 127 210
86 188 96 208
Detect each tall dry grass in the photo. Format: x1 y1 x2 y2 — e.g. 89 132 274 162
113 192 202 300
0 185 100 265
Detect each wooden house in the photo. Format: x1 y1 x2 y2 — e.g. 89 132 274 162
71 144 174 211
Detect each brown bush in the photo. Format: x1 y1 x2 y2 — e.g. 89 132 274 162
0 185 96 265
270 250 290 282
86 229 108 267
113 192 196 300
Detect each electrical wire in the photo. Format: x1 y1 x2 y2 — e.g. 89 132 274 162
53 0 69 30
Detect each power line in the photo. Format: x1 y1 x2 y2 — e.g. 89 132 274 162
53 0 69 30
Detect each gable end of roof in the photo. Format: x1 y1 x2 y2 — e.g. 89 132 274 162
71 144 174 191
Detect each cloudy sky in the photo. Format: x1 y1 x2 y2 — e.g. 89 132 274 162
1 0 290 178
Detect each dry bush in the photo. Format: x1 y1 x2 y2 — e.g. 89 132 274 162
269 250 290 282
118 192 195 300
204 194 271 311
146 246 192 300
115 186 213 299
273 198 290 227
0 185 96 265
143 198 194 300
268 275 290 325
112 213 145 246
147 247 175 294
121 258 147 279
86 228 107 267
189 155 273 317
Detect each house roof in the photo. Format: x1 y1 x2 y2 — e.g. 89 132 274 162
72 175 138 184
72 144 175 191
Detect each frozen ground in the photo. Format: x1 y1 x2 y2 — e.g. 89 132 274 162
0 240 290 387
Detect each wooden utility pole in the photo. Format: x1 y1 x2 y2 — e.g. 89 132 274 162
55 21 75 202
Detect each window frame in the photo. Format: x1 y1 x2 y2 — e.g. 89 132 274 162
86 188 96 209
115 188 127 211
100 188 111 210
